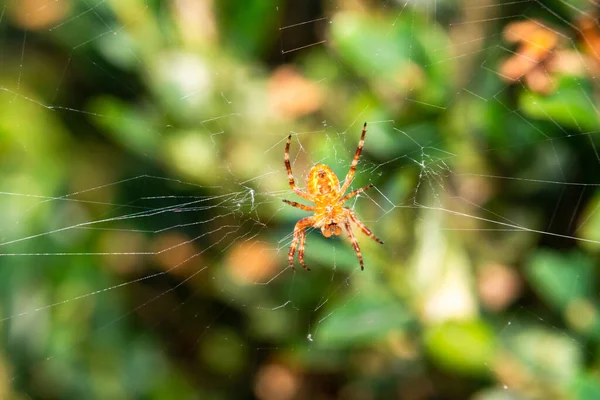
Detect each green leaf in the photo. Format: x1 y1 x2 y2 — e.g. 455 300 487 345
89 96 160 156
217 0 279 58
503 325 581 386
577 191 600 250
519 76 600 132
329 11 451 107
424 320 496 376
572 372 600 400
526 249 594 312
330 12 415 76
316 294 411 347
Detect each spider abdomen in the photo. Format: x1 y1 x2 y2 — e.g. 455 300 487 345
306 164 340 198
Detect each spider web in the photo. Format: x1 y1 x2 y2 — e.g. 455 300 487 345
1 0 600 398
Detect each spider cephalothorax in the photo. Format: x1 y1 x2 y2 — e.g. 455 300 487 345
283 122 383 271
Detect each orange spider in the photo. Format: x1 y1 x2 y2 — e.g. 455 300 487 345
283 122 383 271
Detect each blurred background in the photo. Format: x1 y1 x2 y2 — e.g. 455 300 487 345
2 0 600 399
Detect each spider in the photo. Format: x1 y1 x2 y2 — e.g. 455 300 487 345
283 122 383 271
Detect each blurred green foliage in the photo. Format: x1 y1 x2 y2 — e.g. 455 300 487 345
2 1 600 399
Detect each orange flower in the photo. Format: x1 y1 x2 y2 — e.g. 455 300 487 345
268 66 323 118
577 15 600 74
226 240 279 285
499 20 561 94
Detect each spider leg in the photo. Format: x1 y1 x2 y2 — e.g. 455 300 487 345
340 122 367 194
344 219 365 270
288 217 314 271
298 229 309 271
347 208 384 244
339 184 373 203
285 135 315 201
282 199 315 212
